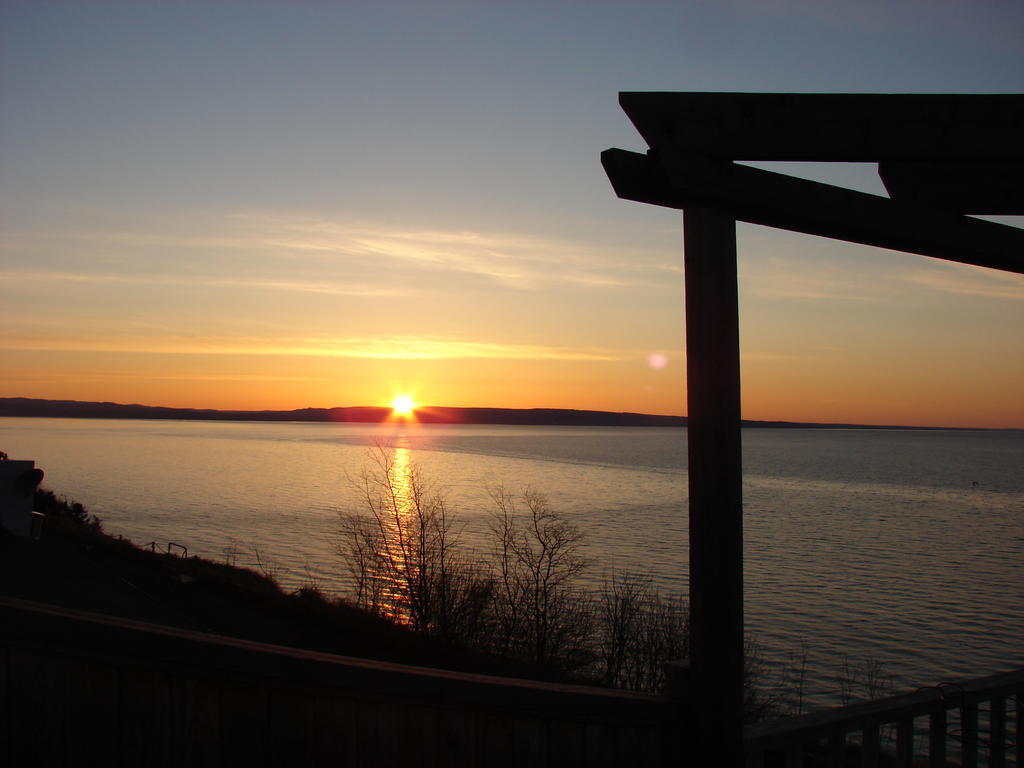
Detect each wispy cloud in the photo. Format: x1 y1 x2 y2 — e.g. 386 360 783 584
740 352 812 361
0 268 411 298
0 332 625 361
896 262 1024 301
5 211 669 293
740 256 882 302
299 336 624 360
235 213 649 290
0 370 327 383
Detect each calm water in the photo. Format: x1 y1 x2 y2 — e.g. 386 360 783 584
2 417 1022 709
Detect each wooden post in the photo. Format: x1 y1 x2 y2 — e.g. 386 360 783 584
683 205 745 767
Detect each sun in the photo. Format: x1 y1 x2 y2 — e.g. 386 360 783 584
390 395 416 417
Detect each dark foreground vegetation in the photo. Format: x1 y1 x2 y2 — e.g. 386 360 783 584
2 487 576 680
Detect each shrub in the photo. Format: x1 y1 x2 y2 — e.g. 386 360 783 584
32 487 103 531
597 573 689 692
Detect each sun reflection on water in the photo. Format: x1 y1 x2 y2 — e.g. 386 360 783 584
370 444 422 625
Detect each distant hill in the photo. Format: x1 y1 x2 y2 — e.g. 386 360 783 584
0 397 685 427
0 397 976 430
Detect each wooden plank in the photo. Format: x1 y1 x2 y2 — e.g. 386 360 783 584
632 724 665 767
119 664 173 768
355 700 439 768
0 644 9 766
613 725 641 768
601 148 1024 275
547 720 585 767
655 718 684 767
583 722 616 768
220 680 268 767
0 597 671 726
509 715 546 768
438 708 478 768
310 693 357 767
860 723 880 768
9 648 65 768
618 92 1024 162
63 655 119 768
268 685 316 767
479 714 546 768
878 161 1024 215
928 708 946 768
1015 690 1023 768
684 205 745 768
169 674 221 768
397 703 440 768
989 697 1005 768
353 698 386 763
826 733 845 768
784 742 803 768
894 717 914 767
961 700 978 768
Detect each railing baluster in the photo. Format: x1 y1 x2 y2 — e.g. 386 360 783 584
962 699 979 768
990 696 1006 768
895 717 913 767
929 707 947 768
826 732 844 768
1015 690 1023 768
762 746 786 768
1011 692 1019 768
861 722 880 768
784 741 803 768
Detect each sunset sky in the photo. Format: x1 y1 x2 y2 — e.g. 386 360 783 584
2 1 1022 428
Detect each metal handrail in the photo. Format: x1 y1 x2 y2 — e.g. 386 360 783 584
166 541 188 557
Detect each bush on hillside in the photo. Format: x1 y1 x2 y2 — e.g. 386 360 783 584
33 487 103 532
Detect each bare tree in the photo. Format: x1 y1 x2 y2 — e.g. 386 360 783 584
337 446 493 643
487 487 592 670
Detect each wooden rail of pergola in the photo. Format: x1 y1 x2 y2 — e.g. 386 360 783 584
602 92 1024 767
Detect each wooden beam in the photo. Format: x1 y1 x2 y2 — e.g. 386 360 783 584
879 161 1024 214
683 206 745 768
601 148 1024 274
619 92 1024 162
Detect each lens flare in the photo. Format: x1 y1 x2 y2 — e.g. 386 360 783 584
648 352 669 369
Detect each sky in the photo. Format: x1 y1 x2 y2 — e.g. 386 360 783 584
1 0 1022 428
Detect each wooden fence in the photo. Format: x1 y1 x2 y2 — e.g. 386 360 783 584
0 597 685 767
746 668 1024 767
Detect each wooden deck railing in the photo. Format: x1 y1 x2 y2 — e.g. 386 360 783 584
0 597 685 767
6 595 1022 767
745 669 1024 768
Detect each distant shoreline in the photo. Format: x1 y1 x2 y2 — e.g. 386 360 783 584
0 397 1004 431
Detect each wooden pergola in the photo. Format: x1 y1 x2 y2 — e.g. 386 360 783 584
602 93 1024 767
